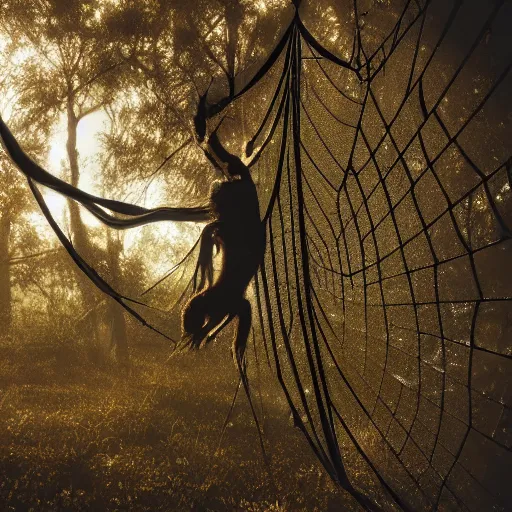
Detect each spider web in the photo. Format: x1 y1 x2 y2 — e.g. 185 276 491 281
237 1 512 510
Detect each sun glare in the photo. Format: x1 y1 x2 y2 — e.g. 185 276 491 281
45 110 108 230
44 108 204 271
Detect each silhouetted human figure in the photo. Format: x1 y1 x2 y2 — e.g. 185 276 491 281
182 97 265 369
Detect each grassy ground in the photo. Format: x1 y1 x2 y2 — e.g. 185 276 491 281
0 336 360 511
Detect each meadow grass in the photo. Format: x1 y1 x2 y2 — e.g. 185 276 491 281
0 337 359 511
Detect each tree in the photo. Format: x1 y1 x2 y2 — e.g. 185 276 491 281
1 0 126 343
0 41 54 335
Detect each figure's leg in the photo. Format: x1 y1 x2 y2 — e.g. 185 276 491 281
183 291 228 350
190 310 226 349
231 299 270 463
232 298 251 371
182 292 208 338
204 313 235 344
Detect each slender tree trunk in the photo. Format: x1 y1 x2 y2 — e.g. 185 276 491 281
66 97 98 346
0 213 13 334
67 98 89 253
110 301 128 365
107 233 128 365
225 3 240 97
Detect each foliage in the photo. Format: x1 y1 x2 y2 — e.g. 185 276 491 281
0 338 356 511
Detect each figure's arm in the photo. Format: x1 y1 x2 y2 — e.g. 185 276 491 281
208 130 246 174
193 221 220 292
192 90 250 181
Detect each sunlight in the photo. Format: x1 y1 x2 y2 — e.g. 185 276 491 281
255 1 268 13
45 107 204 273
47 111 107 188
123 217 204 278
46 110 108 229
42 189 67 217
255 0 289 12
1 31 205 277
24 189 68 245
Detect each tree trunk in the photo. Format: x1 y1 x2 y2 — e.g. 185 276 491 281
66 97 98 346
67 98 89 253
225 2 241 97
107 233 128 365
110 300 128 365
0 213 12 334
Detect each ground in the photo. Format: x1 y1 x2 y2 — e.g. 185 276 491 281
0 336 360 511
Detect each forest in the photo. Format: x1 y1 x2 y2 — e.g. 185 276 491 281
0 1 511 511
